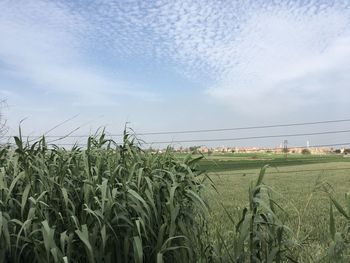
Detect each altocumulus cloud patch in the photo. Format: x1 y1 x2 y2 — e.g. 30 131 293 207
1 0 350 114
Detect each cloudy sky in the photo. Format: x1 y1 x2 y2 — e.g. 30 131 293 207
1 0 350 147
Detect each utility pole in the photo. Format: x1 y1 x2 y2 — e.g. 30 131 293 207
283 139 288 158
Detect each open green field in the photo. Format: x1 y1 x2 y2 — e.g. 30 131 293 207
195 152 350 172
205 157 350 261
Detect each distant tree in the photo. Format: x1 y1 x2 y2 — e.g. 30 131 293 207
344 149 350 154
334 149 341 154
189 146 200 153
301 148 311 155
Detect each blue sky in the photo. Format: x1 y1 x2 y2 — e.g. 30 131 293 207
1 0 350 147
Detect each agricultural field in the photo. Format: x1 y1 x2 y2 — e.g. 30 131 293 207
203 154 350 261
195 152 350 172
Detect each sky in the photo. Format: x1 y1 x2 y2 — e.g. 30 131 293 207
1 0 350 148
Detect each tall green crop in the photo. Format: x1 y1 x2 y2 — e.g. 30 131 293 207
0 132 208 262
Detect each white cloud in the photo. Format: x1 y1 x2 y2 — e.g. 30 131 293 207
205 8 350 114
1 0 350 115
136 1 350 114
0 0 157 105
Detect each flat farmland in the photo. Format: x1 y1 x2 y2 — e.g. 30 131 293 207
200 153 350 261
195 152 350 172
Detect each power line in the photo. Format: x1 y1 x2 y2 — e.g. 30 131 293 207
3 117 350 138
142 129 350 145
133 118 350 136
4 128 350 146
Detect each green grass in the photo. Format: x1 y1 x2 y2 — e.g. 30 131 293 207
195 152 349 172
206 161 350 261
